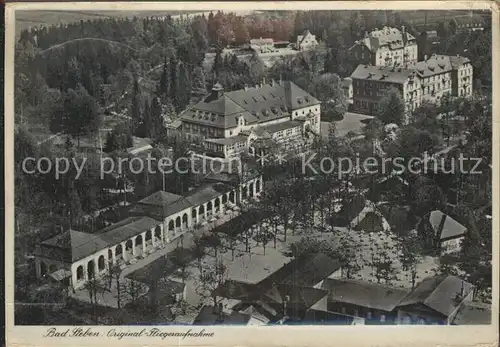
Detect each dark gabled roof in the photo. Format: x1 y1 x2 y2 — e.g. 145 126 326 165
258 120 303 134
351 64 414 84
397 275 475 317
129 191 193 220
180 95 258 129
36 216 160 263
449 55 471 69
214 279 259 300
264 284 328 311
36 229 110 263
405 55 453 77
97 216 159 245
352 27 416 53
323 278 411 312
137 191 184 206
204 135 248 146
425 210 467 240
184 182 232 206
181 81 319 130
257 252 342 290
297 30 315 46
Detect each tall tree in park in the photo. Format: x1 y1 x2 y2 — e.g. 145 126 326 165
139 99 152 139
399 232 423 289
213 47 223 79
245 51 266 86
309 73 347 120
104 123 133 153
349 11 366 40
362 118 384 141
413 102 440 134
416 32 430 62
195 259 228 306
61 85 101 148
233 17 250 45
375 87 405 125
177 62 192 111
130 78 142 130
260 181 295 242
411 176 446 217
191 16 209 53
150 97 164 140
159 58 169 100
192 66 207 96
169 56 178 105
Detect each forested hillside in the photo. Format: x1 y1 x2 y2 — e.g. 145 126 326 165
13 9 492 264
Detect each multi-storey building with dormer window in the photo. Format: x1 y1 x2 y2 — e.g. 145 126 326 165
348 26 418 68
179 81 321 158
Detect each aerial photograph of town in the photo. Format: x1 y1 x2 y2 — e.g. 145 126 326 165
13 8 492 326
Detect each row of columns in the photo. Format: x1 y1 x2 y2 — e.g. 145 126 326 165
74 224 164 283
71 177 264 287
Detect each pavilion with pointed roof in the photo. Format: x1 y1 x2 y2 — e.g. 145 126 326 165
35 173 264 291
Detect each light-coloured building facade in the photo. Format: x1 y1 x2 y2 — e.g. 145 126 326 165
35 176 264 291
180 81 321 158
349 26 418 67
350 64 422 122
450 55 474 97
296 30 319 51
406 54 453 104
350 54 473 121
449 14 485 34
249 38 275 53
341 77 354 105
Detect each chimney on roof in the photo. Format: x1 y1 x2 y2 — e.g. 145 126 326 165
262 77 266 85
460 281 464 296
424 54 428 62
364 31 369 38
401 25 405 33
